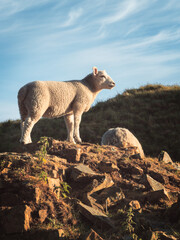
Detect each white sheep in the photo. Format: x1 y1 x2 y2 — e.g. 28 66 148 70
18 67 115 144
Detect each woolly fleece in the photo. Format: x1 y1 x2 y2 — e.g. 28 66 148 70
18 67 115 144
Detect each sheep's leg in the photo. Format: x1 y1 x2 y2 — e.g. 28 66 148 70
74 113 82 143
64 114 75 144
20 120 25 143
21 116 37 144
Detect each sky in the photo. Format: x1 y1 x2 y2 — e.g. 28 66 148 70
0 0 180 122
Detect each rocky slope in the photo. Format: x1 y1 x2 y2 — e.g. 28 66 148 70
0 138 180 240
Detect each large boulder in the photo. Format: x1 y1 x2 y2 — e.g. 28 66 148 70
101 128 145 159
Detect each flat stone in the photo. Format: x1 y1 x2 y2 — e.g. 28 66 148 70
143 189 169 203
95 186 125 207
78 201 115 229
148 170 168 184
98 161 119 173
85 228 104 240
48 141 82 163
70 163 101 182
89 174 114 194
146 174 165 191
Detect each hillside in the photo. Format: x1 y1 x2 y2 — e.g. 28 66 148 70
0 84 180 162
0 138 180 239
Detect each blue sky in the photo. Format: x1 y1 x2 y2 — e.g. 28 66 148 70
0 0 180 122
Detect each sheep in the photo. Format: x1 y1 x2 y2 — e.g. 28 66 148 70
18 67 115 144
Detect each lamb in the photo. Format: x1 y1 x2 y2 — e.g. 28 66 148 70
18 67 115 144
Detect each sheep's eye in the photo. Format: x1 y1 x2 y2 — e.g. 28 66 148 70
100 75 105 79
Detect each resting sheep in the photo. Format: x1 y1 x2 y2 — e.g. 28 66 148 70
18 67 115 144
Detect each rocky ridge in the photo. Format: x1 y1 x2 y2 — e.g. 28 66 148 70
0 138 180 240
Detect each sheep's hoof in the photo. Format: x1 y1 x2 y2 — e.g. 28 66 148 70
66 138 76 144
74 137 82 144
20 139 32 145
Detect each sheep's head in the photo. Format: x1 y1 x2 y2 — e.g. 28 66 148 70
92 67 115 90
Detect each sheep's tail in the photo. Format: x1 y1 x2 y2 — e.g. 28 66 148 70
18 85 28 121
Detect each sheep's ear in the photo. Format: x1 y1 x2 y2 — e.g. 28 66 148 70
93 66 98 75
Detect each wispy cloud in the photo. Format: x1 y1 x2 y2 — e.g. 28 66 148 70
0 0 49 18
101 0 148 25
61 8 83 27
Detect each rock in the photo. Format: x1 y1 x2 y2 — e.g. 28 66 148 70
173 162 180 171
69 163 100 182
158 231 177 240
84 194 104 212
145 174 165 191
39 209 48 223
158 151 173 164
47 177 61 197
166 196 180 224
0 205 32 234
78 201 115 229
47 177 60 190
117 159 143 176
148 170 168 184
101 127 145 159
129 200 141 210
98 161 119 173
89 174 114 195
131 153 142 159
34 187 42 204
48 141 82 162
143 189 169 203
85 228 104 240
94 186 125 207
21 187 42 204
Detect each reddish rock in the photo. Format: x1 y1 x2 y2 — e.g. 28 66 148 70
89 174 114 194
95 186 125 207
47 177 61 197
48 141 82 163
129 200 141 210
39 209 48 223
143 189 169 203
47 177 60 190
98 161 119 173
78 201 114 229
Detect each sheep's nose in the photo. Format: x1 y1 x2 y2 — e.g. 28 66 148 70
111 82 115 87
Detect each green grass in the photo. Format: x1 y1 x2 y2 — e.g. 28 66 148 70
0 84 180 162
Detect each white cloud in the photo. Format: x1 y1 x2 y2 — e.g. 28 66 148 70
101 0 148 25
0 0 50 17
61 8 83 27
